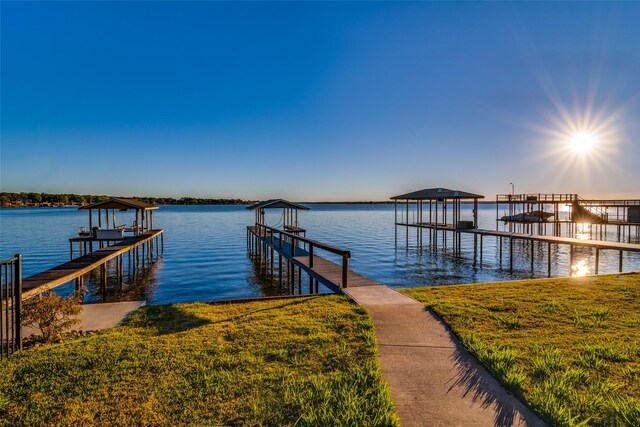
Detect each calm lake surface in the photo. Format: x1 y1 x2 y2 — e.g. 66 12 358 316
1 204 639 305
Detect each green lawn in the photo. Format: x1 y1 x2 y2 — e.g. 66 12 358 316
403 273 640 427
0 296 398 427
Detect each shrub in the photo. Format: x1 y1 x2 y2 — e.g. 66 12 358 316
22 291 83 343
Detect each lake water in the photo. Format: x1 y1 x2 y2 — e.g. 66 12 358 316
1 204 638 305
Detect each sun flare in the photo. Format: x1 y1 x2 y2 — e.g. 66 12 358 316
568 132 598 154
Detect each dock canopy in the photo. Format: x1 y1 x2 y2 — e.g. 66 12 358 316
79 198 158 211
391 188 484 201
78 198 158 237
246 199 309 233
245 199 310 211
391 187 483 230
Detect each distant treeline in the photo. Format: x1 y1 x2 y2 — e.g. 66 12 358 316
0 192 251 207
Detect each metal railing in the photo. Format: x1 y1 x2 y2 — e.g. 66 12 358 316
252 223 352 288
496 193 579 203
1 254 22 359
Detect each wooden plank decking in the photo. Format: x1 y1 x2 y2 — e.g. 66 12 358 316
398 223 640 252
251 227 379 293
22 230 163 298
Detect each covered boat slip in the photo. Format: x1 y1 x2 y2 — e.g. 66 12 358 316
20 198 165 301
246 199 309 236
246 199 383 295
393 187 640 276
23 230 164 300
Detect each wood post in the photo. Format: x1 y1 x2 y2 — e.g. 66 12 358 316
342 254 349 288
509 238 514 273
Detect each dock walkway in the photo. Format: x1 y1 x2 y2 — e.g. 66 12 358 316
399 222 640 275
346 285 543 426
23 230 163 298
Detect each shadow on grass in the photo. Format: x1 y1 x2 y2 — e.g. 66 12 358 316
123 305 211 335
424 307 546 427
122 297 321 335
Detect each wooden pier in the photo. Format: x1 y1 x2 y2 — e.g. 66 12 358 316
398 222 640 276
392 187 640 277
496 193 640 242
247 224 378 294
23 229 164 300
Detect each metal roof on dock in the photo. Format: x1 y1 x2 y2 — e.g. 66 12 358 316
391 188 484 200
245 199 310 210
79 198 159 211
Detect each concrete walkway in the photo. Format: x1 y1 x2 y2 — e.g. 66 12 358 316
24 301 146 336
345 285 545 427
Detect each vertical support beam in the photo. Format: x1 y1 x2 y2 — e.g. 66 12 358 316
595 248 600 274
531 240 535 272
509 238 514 273
342 253 349 288
547 242 552 277
14 254 22 350
101 263 107 302
473 198 478 229
619 250 623 273
394 199 398 245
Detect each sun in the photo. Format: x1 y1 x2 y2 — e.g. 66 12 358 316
567 132 598 154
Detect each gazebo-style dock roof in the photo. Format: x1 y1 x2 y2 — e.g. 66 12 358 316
246 199 309 234
246 199 310 211
391 188 484 201
76 198 159 241
79 197 158 211
391 187 485 249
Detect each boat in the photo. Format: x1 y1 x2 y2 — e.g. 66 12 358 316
501 210 554 223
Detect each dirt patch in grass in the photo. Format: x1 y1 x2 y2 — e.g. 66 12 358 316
0 295 398 426
403 273 640 426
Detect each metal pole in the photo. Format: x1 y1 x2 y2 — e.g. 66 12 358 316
342 254 349 288
14 254 22 350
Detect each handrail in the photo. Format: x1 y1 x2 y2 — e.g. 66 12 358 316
249 223 351 288
255 223 351 257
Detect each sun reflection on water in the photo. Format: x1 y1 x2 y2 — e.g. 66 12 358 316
571 260 590 277
575 223 591 240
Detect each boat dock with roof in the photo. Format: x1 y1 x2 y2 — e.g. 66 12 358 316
22 198 164 301
393 187 640 276
246 199 382 294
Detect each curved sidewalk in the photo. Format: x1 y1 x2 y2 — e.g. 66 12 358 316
345 285 545 427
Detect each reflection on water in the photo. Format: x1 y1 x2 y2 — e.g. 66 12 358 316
575 223 592 240
571 259 590 277
2 205 640 304
56 256 163 303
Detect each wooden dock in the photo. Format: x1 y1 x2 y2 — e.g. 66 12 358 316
247 224 377 294
397 222 640 275
23 229 164 299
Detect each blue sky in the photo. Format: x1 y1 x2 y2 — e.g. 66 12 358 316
2 2 639 200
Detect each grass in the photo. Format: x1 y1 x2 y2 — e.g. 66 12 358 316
402 272 640 427
0 295 398 426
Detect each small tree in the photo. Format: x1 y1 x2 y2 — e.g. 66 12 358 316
22 291 83 343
